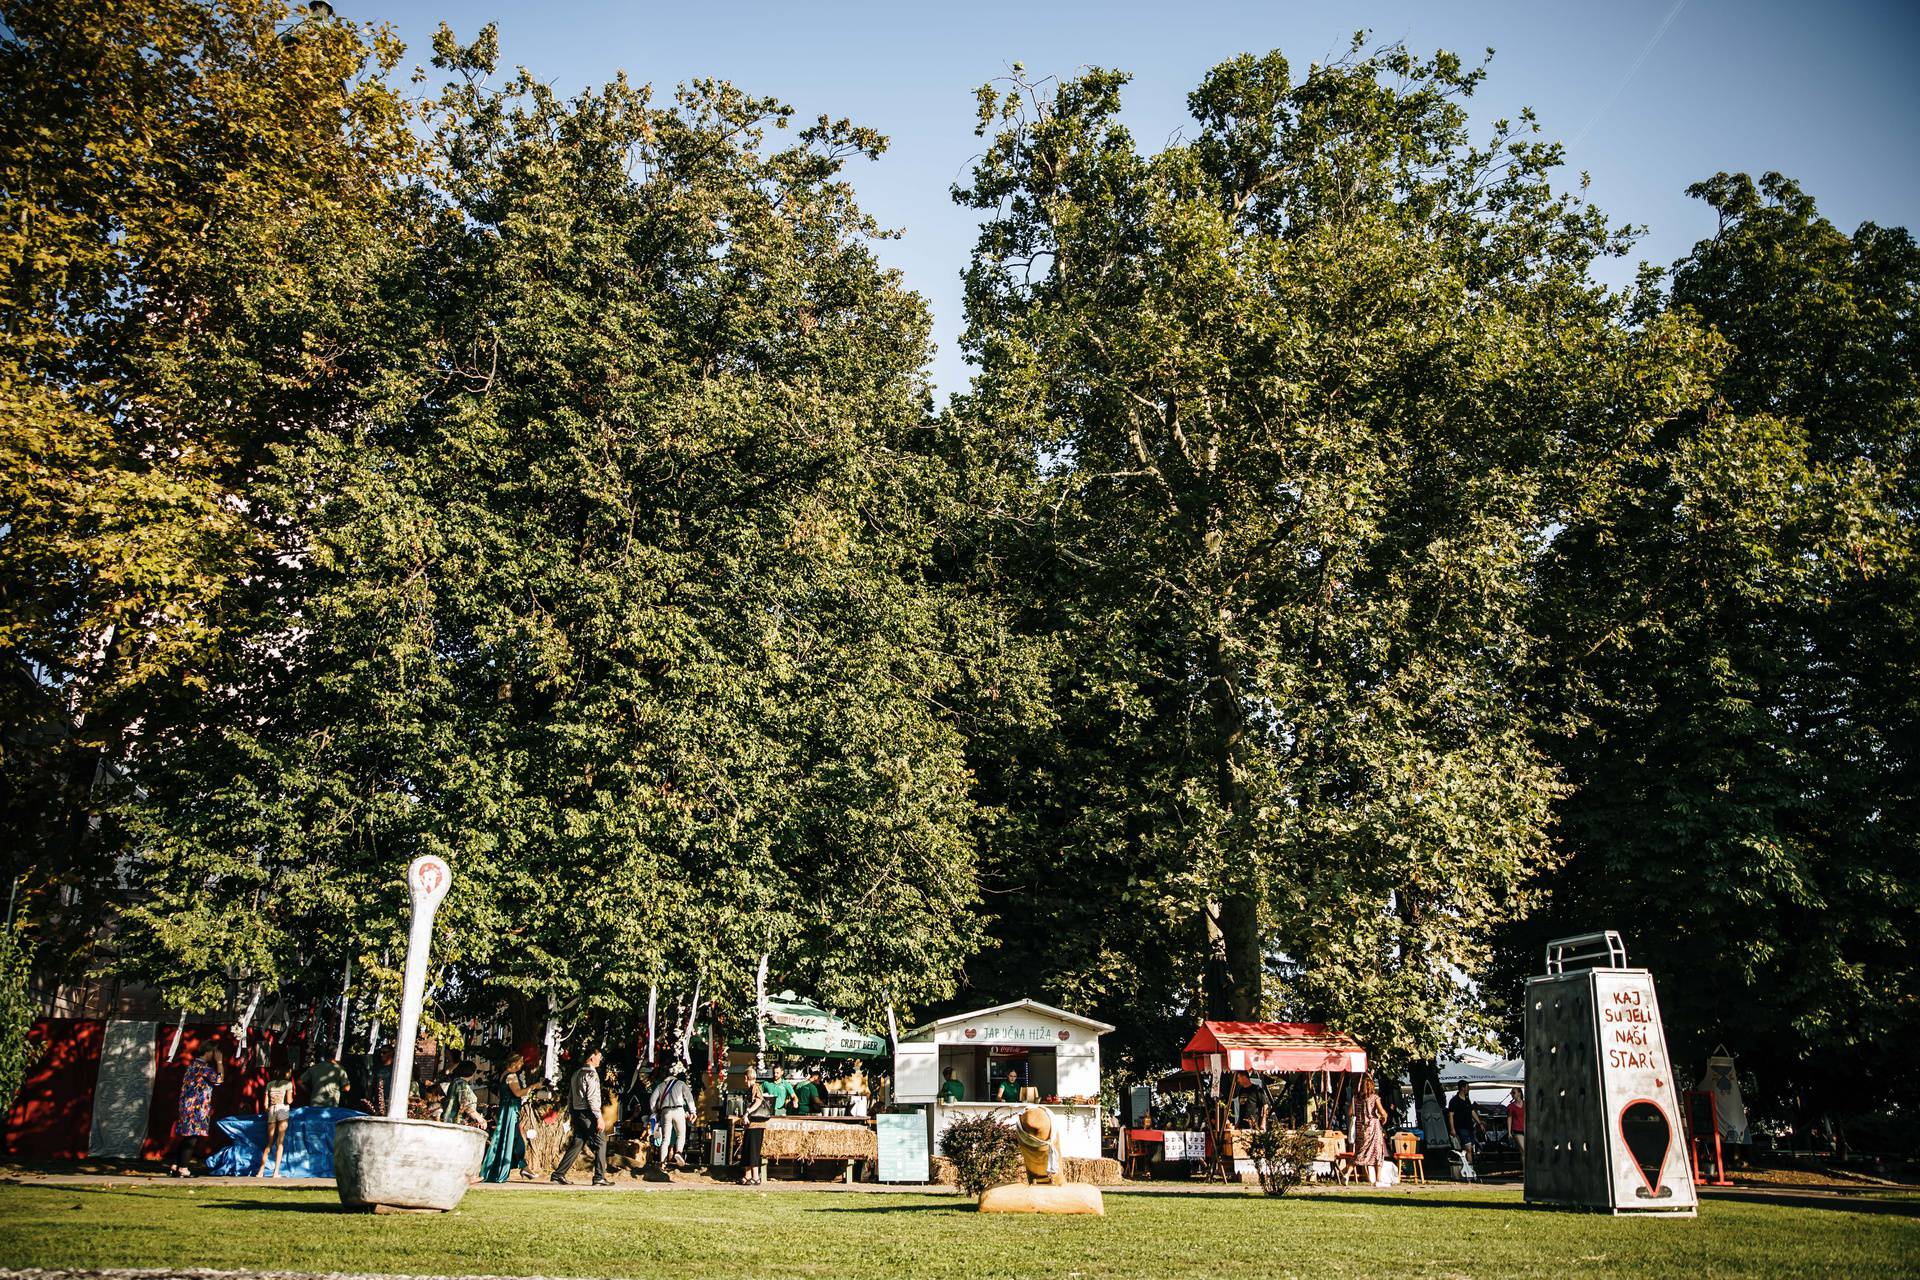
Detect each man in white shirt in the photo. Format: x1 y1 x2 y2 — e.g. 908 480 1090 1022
552 1047 611 1185
651 1062 695 1169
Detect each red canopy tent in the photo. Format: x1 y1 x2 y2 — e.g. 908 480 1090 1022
1180 1021 1368 1075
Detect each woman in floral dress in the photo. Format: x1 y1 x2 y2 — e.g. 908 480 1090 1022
1352 1074 1389 1186
168 1046 224 1177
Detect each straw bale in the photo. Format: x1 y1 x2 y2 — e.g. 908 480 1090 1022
1064 1156 1122 1185
761 1118 878 1162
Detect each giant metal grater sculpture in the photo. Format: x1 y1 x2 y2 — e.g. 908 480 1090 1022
1523 932 1698 1216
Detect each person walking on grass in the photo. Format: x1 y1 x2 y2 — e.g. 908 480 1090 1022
481 1050 536 1182
652 1061 695 1169
260 1058 295 1177
1352 1075 1389 1187
1449 1082 1484 1169
552 1047 612 1185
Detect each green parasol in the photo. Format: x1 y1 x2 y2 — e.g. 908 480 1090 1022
742 992 887 1058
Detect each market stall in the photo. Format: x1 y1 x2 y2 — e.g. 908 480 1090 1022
718 992 885 1179
894 999 1114 1166
1153 1020 1368 1181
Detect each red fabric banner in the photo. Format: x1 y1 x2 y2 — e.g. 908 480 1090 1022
3 1019 103 1160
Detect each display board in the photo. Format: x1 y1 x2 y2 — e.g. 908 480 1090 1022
1525 968 1697 1215
1161 1129 1206 1161
87 1019 156 1159
877 1108 930 1182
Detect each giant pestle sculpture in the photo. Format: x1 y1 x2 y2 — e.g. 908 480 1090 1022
333 855 485 1212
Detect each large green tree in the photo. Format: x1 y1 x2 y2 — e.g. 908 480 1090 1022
1497 173 1917 1126
108 19 995 1040
953 44 1715 1071
0 0 420 983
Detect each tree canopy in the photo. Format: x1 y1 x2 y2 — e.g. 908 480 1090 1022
1493 171 1918 1123
2 0 1913 1125
949 44 1714 1073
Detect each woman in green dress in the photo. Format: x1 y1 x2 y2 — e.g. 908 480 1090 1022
480 1051 535 1181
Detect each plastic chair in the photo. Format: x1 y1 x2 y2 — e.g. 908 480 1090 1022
1392 1131 1426 1184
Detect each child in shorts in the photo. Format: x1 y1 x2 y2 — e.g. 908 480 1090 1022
262 1066 295 1177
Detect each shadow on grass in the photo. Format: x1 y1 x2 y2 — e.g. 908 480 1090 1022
1697 1190 1920 1219
1307 1190 1920 1219
806 1202 969 1214
1303 1194 1549 1213
10 1184 183 1202
202 1199 359 1213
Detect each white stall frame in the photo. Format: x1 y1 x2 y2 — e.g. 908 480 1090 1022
895 999 1114 1162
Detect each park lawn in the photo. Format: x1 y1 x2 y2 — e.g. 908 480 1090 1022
0 1183 1915 1280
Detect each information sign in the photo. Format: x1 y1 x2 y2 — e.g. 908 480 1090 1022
877 1109 930 1183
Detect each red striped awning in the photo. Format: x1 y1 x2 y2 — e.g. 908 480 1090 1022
1180 1021 1367 1075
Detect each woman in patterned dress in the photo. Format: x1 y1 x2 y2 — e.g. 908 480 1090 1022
168 1045 224 1177
1352 1074 1389 1186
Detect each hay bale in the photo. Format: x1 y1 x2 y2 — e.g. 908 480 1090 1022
929 1156 959 1187
761 1118 878 1162
1064 1156 1122 1185
979 1183 1105 1215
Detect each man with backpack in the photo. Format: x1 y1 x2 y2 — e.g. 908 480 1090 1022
650 1061 695 1169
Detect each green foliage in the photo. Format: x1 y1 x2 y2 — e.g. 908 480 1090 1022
0 0 422 985
5 0 1913 1133
1245 1125 1324 1196
1496 172 1919 1121
32 2 992 1038
950 40 1715 1069
937 1113 1022 1196
0 923 32 1115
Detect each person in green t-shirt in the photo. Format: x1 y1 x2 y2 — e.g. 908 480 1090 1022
996 1073 1022 1103
764 1065 797 1114
300 1056 351 1108
793 1069 825 1115
939 1067 965 1102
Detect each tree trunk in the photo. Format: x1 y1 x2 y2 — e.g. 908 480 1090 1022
1202 631 1261 1019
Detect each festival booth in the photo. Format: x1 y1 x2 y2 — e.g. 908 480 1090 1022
894 1000 1113 1166
1129 1021 1367 1181
720 992 886 1179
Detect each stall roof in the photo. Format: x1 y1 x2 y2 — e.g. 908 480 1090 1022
1181 1021 1368 1074
1435 1056 1525 1087
900 998 1116 1041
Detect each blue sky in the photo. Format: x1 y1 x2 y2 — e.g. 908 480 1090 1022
365 0 1920 398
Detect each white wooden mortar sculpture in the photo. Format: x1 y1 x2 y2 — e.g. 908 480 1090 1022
333 856 485 1212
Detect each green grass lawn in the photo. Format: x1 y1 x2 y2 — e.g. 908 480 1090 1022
0 1183 1914 1279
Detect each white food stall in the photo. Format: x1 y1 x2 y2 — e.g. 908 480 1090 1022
894 999 1114 1161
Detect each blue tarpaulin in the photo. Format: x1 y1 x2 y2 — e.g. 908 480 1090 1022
204 1106 362 1178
